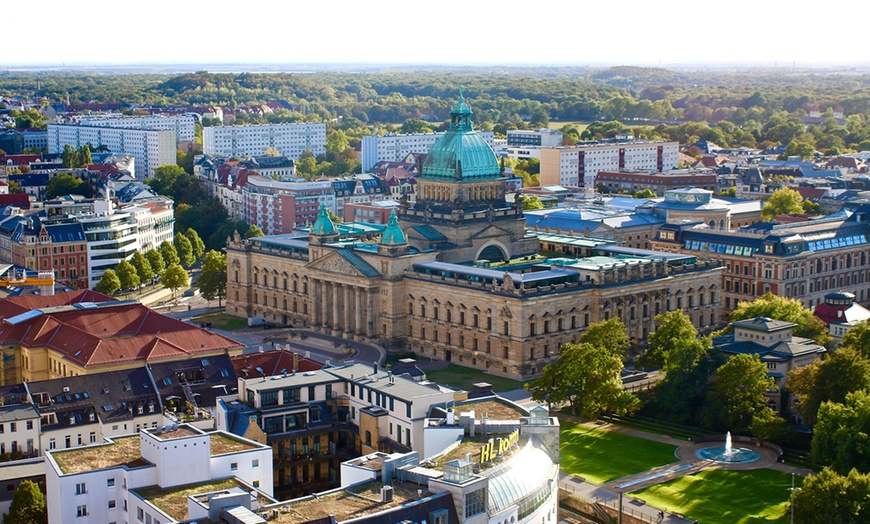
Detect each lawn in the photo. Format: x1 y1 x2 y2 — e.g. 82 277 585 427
631 468 799 524
423 364 524 393
560 420 678 485
190 312 247 331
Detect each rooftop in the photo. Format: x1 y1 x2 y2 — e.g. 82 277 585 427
210 432 260 456
136 477 242 522
51 436 145 474
272 482 425 523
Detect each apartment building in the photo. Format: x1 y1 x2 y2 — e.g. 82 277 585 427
241 176 335 235
47 124 176 179
203 123 326 159
540 140 680 190
45 425 273 524
77 113 197 143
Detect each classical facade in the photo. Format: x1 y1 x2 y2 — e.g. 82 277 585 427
226 97 722 379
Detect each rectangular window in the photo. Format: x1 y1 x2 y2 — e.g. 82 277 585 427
108 500 116 509
77 505 88 517
465 489 486 517
107 478 115 487
75 482 87 495
252 459 259 468
231 462 238 471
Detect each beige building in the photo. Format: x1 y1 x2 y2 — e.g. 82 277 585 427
226 97 721 379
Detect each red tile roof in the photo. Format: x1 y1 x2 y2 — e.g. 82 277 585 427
231 348 323 378
0 291 242 369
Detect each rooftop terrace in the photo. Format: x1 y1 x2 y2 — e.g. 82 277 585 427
52 436 146 474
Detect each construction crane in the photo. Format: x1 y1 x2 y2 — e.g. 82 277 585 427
0 265 55 296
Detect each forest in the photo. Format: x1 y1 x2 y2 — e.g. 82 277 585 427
5 66 870 154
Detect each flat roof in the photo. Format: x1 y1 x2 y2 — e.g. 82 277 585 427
273 482 425 523
51 436 146 475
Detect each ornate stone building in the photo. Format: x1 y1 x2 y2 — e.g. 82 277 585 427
226 97 722 379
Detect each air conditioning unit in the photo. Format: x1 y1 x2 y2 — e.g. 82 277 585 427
381 485 393 503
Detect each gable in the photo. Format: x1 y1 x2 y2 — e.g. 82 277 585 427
307 250 380 278
469 224 513 241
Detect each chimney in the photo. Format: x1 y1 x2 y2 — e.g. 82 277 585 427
293 352 299 372
372 361 378 375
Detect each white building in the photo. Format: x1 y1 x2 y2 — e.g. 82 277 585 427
540 140 680 192
45 425 273 524
203 123 326 160
125 202 175 253
47 124 176 179
77 114 198 143
361 131 496 172
0 405 40 458
506 129 562 148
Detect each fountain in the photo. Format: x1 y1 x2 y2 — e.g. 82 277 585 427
695 431 761 464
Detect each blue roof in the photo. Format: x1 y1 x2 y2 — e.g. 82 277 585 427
336 249 380 278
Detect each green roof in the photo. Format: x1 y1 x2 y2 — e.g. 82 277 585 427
311 201 337 235
380 210 407 245
421 93 501 181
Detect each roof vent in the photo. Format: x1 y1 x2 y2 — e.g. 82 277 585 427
62 387 70 393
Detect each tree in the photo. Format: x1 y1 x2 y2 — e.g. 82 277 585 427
577 317 630 359
130 251 154 286
651 334 719 424
812 390 870 474
115 259 140 295
640 310 698 369
95 268 121 296
526 342 639 419
145 248 166 279
162 263 189 299
244 225 265 239
160 240 180 267
783 140 816 160
45 173 90 199
729 293 832 346
761 187 806 221
174 232 195 268
633 188 657 199
3 479 47 524
325 129 350 161
840 319 870 359
185 228 205 260
792 468 870 524
325 209 343 224
787 348 870 425
199 250 227 307
702 353 778 434
521 195 545 210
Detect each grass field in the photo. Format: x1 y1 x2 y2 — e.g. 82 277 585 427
632 468 799 524
560 420 678 485
190 312 247 331
423 364 524 393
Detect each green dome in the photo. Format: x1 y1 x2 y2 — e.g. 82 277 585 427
380 210 406 245
311 201 336 235
421 93 501 180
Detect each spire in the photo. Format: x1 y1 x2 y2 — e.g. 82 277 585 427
380 209 406 245
311 201 336 236
449 85 473 131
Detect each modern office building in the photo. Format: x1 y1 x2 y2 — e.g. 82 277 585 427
203 123 327 159
361 130 495 172
47 124 176 178
540 140 680 191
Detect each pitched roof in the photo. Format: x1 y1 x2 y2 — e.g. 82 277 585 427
0 292 242 369
232 348 323 378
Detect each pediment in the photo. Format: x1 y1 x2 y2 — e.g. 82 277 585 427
470 224 513 240
307 251 374 277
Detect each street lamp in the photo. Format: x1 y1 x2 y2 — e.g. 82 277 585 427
789 472 801 524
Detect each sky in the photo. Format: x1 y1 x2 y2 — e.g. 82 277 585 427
5 0 868 68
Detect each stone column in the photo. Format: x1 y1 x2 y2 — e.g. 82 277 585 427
355 287 364 336
366 289 375 337
332 284 340 333
312 280 321 326
344 285 353 335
